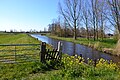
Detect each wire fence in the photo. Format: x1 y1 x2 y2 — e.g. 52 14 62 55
0 42 63 64
0 44 40 63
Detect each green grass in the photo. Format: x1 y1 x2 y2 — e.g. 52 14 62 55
46 35 117 51
0 33 120 80
0 33 40 44
0 62 51 80
0 33 41 62
0 55 120 80
0 33 58 80
20 55 120 80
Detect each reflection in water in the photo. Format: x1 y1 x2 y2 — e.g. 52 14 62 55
31 34 120 63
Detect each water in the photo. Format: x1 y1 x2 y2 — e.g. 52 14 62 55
31 34 120 63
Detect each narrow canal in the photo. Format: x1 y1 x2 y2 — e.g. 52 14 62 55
31 34 120 63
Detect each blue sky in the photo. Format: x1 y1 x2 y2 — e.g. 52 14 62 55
0 0 60 31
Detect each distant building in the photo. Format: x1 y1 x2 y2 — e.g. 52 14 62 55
107 33 113 36
106 33 114 38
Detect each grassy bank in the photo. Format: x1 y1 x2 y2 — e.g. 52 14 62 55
47 35 118 55
0 33 57 80
0 33 120 80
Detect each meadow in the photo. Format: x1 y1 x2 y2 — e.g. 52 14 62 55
0 33 120 80
0 33 39 44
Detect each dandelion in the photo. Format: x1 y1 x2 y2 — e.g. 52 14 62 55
87 58 89 60
79 62 81 65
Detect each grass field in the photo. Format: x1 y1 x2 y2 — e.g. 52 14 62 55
0 33 60 80
0 33 120 80
0 33 51 79
0 33 41 63
46 35 118 54
0 33 39 44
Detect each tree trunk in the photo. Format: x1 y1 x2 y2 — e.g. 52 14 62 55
101 19 104 41
92 0 96 41
96 22 98 40
74 20 77 40
86 23 89 40
117 22 120 34
101 29 104 41
94 26 96 41
86 28 89 40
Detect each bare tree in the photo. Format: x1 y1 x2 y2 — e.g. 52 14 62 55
95 0 99 40
89 0 101 41
89 0 97 41
98 0 108 40
82 0 90 40
59 0 82 40
63 19 68 37
107 0 120 35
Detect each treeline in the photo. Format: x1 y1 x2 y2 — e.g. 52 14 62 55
48 19 106 39
48 0 120 40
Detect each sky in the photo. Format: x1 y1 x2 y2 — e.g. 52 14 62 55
0 0 60 31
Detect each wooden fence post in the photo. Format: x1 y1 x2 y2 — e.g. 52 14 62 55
40 42 46 62
57 41 62 60
14 46 16 63
79 54 82 62
94 59 97 67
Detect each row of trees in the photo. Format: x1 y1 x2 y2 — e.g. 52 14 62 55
48 0 120 40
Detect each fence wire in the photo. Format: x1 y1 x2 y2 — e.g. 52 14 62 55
0 44 40 63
